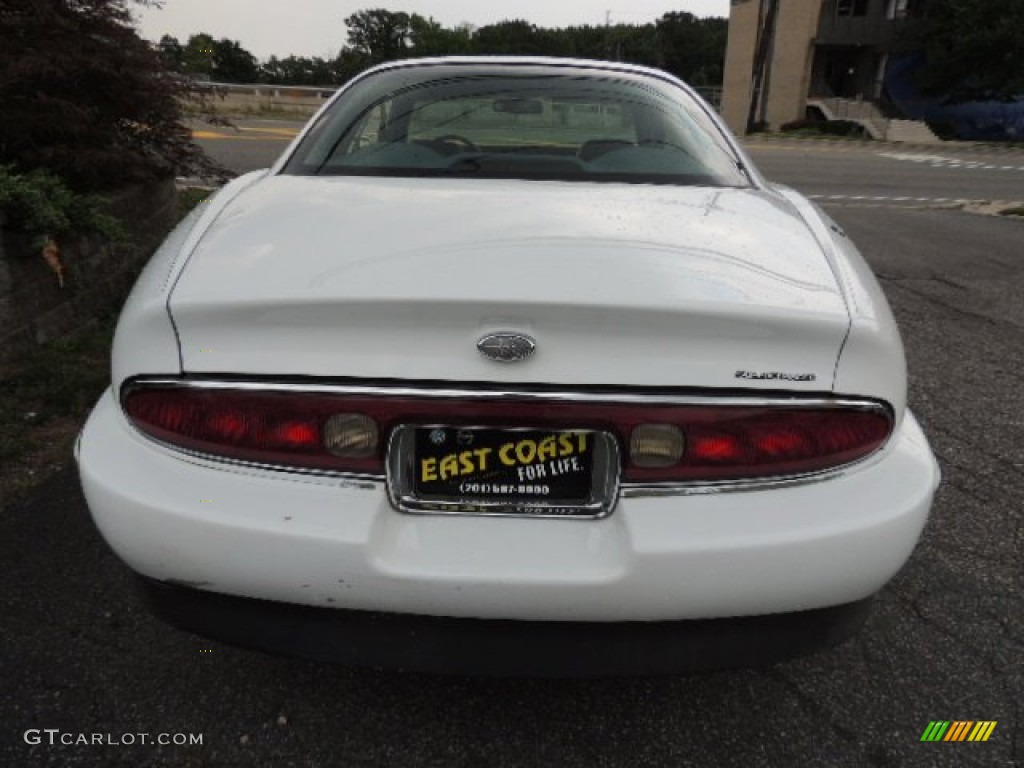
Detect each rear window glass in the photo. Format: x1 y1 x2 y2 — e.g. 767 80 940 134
282 64 746 187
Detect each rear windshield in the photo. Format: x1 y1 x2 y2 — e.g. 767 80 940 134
282 64 747 187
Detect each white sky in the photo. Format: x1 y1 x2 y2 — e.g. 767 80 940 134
135 1 729 60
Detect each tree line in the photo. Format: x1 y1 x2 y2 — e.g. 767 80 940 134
2 0 1018 200
157 9 728 88
898 0 1024 104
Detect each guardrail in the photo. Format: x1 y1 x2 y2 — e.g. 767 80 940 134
191 80 724 113
188 81 335 115
196 81 337 98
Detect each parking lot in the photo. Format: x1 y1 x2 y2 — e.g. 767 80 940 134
2 128 1021 767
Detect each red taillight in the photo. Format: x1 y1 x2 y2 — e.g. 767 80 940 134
668 410 891 482
124 388 357 471
272 421 320 449
123 385 892 482
691 434 744 462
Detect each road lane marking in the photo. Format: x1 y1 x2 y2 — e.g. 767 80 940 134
807 194 1003 208
878 151 1024 172
192 126 299 141
239 126 302 137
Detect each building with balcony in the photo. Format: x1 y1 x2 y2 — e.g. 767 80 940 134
721 0 928 138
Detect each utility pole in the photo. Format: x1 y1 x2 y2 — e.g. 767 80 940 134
605 10 612 60
747 0 779 133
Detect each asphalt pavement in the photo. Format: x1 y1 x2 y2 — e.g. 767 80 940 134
2 123 1022 767
747 136 1024 205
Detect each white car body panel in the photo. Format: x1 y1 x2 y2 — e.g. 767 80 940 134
167 177 851 390
110 170 267 387
775 186 908 416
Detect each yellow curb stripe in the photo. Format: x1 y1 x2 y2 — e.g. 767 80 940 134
237 126 301 137
191 131 293 142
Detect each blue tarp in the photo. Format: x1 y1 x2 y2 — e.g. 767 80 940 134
885 53 1024 141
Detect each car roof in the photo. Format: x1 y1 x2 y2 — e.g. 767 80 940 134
359 56 689 84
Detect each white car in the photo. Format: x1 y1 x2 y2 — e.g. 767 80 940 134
77 57 939 675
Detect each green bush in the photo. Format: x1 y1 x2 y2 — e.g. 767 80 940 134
817 120 868 138
0 165 125 246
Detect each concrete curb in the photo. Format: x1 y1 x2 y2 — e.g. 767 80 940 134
960 201 1024 217
743 135 1024 156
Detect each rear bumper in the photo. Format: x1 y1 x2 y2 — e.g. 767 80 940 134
79 387 938 630
138 575 874 676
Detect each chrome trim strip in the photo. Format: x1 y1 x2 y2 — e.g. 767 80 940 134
119 377 892 496
131 432 384 485
620 463 867 497
121 377 890 413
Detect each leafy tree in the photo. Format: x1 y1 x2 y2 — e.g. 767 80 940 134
333 49 370 84
558 25 611 60
210 38 260 83
344 9 413 64
473 20 570 56
260 55 337 86
182 32 217 78
899 0 1024 102
260 55 292 84
249 8 728 90
409 15 473 57
158 34 185 70
180 33 258 83
655 13 728 86
606 23 658 67
0 0 216 189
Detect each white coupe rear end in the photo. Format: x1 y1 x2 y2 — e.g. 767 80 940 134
77 57 938 675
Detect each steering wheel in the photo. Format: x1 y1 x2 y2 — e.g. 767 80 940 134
433 134 480 152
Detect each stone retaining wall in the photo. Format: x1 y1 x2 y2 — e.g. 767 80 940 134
0 178 178 365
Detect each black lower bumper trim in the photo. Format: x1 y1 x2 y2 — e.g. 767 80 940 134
137 576 873 677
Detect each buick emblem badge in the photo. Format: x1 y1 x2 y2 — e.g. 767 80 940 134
477 332 536 363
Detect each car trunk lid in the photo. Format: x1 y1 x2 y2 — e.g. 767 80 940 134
168 175 849 390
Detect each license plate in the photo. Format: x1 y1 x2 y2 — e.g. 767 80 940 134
387 426 620 518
